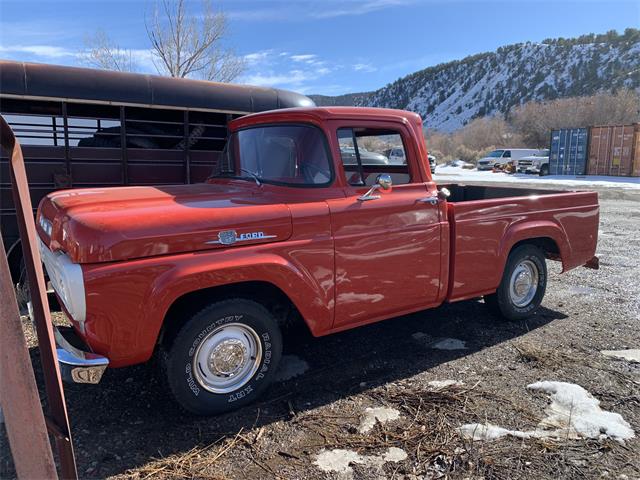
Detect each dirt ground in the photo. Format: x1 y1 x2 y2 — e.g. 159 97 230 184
1 192 639 480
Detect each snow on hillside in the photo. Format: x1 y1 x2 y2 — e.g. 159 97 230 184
312 30 640 132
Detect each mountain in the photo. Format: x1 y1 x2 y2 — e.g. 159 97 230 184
311 29 640 132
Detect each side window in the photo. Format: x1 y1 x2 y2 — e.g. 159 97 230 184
337 127 411 186
503 150 511 158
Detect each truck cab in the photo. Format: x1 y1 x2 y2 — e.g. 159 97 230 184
35 107 599 415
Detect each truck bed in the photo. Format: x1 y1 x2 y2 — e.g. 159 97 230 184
439 184 566 202
441 184 600 302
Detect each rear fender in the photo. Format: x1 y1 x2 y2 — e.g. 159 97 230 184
498 220 570 274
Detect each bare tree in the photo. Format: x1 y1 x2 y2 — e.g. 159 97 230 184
81 30 137 72
81 1 244 82
510 89 640 146
145 0 245 82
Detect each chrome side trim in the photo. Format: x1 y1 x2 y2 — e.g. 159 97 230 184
205 230 277 245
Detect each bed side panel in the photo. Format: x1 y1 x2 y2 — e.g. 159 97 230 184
447 191 598 302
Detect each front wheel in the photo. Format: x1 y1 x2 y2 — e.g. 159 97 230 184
539 164 549 176
162 299 282 415
485 245 547 321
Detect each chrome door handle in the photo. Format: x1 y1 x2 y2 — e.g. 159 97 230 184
419 196 439 205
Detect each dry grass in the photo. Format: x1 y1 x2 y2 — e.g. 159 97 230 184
289 381 639 479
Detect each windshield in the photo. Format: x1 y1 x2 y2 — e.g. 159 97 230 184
487 150 505 158
215 124 332 186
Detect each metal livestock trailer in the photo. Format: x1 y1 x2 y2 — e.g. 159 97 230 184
0 60 314 290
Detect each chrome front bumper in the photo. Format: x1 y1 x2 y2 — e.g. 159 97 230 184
54 327 108 384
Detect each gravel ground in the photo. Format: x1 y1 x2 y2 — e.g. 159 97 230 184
1 192 639 480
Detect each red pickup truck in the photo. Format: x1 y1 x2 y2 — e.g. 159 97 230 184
37 107 599 414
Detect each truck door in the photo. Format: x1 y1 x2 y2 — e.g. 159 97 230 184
327 125 442 328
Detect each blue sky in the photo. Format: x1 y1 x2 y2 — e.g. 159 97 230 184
0 0 638 95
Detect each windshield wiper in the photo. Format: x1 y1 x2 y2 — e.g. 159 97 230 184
240 168 262 186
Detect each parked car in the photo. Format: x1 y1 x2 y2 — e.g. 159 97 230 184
517 149 550 176
477 149 541 171
340 146 388 165
35 107 599 415
386 146 434 173
386 146 406 165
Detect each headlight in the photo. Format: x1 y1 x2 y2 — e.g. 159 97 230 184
38 239 86 329
39 216 53 237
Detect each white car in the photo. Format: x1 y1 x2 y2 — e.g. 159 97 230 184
476 149 541 171
386 146 406 165
516 149 550 176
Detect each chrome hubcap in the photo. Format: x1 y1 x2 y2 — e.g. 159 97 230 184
193 323 262 394
509 260 539 307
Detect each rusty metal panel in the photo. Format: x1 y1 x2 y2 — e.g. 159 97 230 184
588 124 639 177
632 128 640 177
0 115 78 479
0 239 58 479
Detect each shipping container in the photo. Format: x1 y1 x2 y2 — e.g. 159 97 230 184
587 124 640 177
549 128 589 176
634 128 640 177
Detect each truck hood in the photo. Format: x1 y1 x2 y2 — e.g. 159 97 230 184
37 183 293 264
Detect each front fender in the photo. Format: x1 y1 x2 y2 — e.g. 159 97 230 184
82 246 333 367
152 252 332 336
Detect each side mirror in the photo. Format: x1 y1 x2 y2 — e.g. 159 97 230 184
358 174 393 202
376 174 393 191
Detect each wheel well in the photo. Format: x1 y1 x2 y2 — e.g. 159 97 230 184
511 237 560 260
158 281 306 350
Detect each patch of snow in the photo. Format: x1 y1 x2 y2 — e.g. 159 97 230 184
601 349 640 363
314 447 407 477
412 333 467 350
433 167 640 190
427 379 464 390
314 449 362 475
458 381 635 443
431 338 467 350
529 381 635 441
458 423 530 441
274 355 309 382
382 447 408 462
359 406 401 433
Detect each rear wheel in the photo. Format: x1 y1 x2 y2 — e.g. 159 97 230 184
162 299 282 415
485 245 547 321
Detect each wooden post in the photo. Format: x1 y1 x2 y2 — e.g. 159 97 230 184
0 237 58 479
